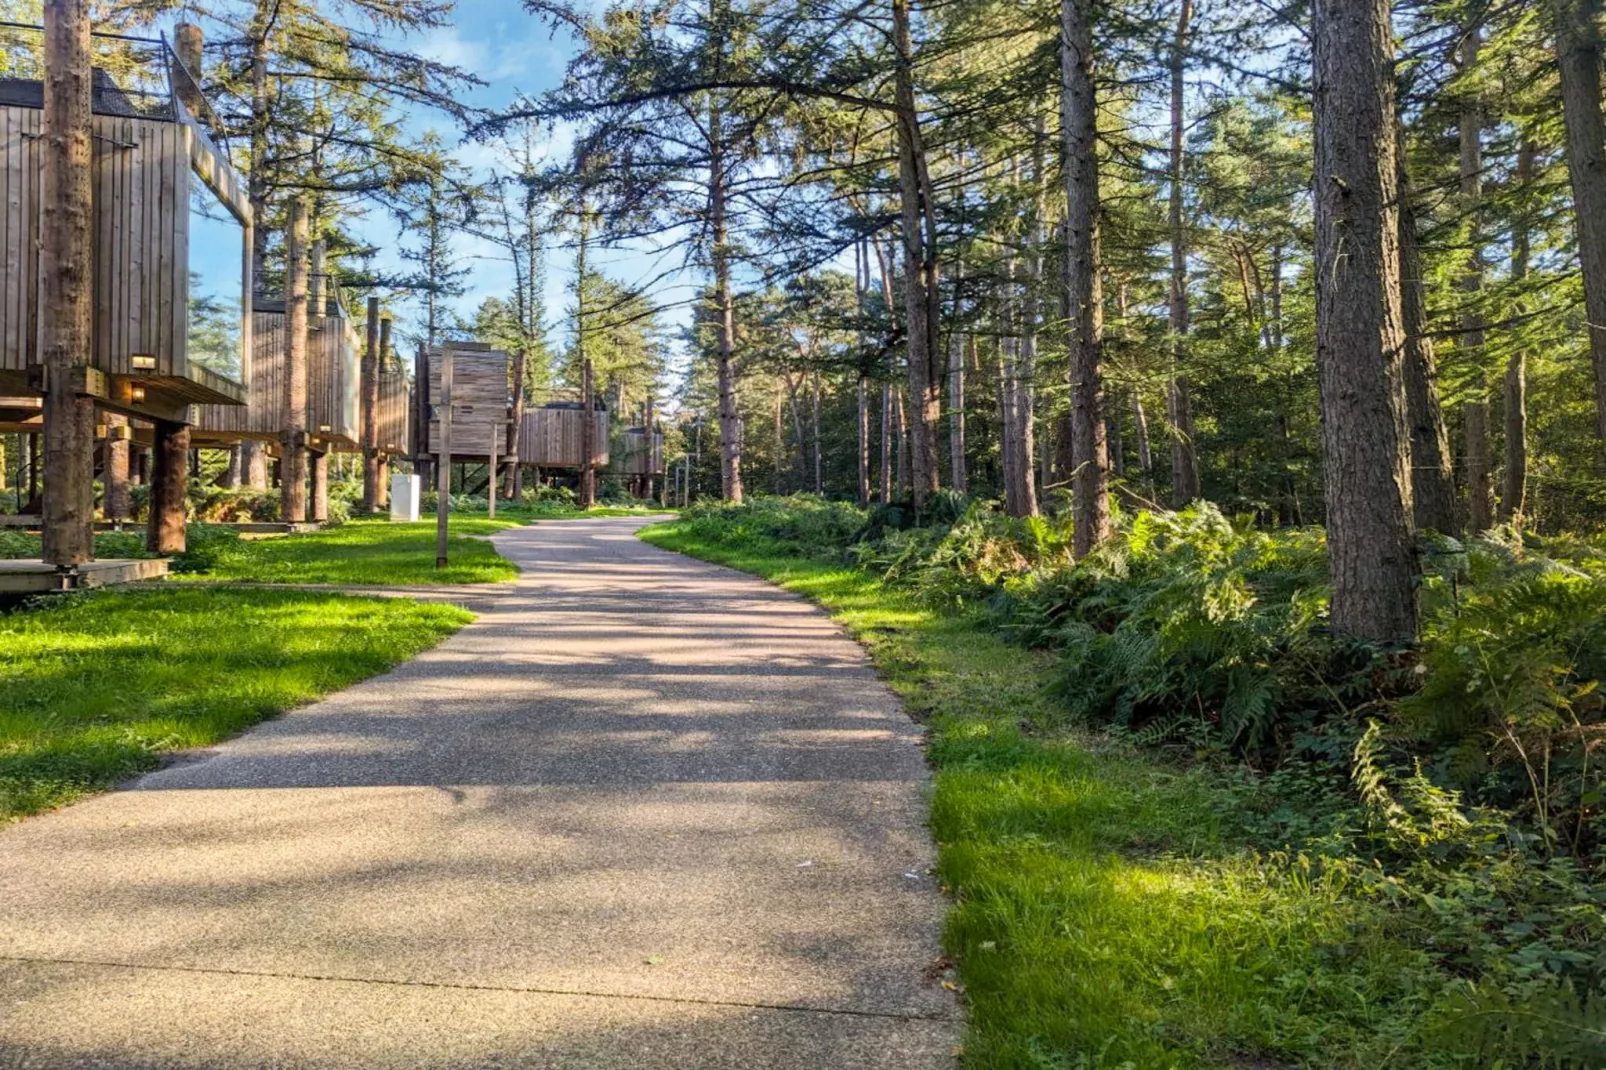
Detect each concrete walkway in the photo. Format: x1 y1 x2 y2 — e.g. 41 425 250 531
0 517 958 1069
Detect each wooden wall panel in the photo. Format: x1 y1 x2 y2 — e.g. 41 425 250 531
194 309 358 443
377 367 410 455
1 105 246 392
425 347 509 459
518 407 609 468
614 430 664 475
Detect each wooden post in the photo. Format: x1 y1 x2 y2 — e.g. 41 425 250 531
310 449 328 523
104 415 130 523
487 420 497 518
40 0 96 565
281 199 310 523
377 316 392 506
580 358 596 509
436 348 452 567
361 296 380 513
148 419 189 554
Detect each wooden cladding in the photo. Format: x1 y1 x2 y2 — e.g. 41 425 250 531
424 346 510 459
0 104 248 389
376 366 410 455
614 429 665 475
193 309 359 444
519 406 610 468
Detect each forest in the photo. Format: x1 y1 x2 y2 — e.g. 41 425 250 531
3 0 1606 1064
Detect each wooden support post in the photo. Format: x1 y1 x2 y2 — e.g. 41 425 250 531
40 0 95 565
580 358 596 510
362 296 380 513
310 449 328 523
104 415 130 522
437 349 453 568
487 420 497 518
281 199 310 523
148 418 189 554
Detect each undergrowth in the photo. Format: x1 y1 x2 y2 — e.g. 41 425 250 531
651 495 1606 1068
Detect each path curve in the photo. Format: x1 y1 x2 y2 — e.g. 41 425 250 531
0 516 959 1069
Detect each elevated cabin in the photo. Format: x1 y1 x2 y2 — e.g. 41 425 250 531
519 400 610 469
416 343 512 462
376 365 411 457
612 426 664 477
0 24 250 425
190 283 362 451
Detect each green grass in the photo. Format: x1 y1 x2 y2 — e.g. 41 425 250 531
0 586 470 819
640 522 1472 1069
177 516 522 585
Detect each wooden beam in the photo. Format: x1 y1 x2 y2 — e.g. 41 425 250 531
40 0 96 566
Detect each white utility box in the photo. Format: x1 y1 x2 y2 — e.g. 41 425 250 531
390 473 422 522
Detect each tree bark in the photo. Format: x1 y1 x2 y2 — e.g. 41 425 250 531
1017 128 1046 517
310 450 329 523
362 296 381 513
580 358 596 508
1311 0 1418 642
242 442 268 489
880 381 893 504
893 0 941 511
1397 129 1458 534
148 420 189 554
281 198 310 523
1554 0 1606 461
710 95 743 502
1167 0 1201 506
858 376 871 505
1131 392 1154 500
1061 0 1110 557
40 0 95 566
1502 139 1535 524
1459 25 1494 534
104 416 130 522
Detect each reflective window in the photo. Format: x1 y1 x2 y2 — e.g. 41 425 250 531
187 173 243 381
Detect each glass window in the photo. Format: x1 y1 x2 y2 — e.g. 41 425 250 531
186 171 243 382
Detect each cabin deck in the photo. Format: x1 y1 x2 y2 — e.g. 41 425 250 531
0 558 169 593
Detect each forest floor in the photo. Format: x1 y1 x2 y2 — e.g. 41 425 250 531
0 516 958 1068
640 518 1509 1069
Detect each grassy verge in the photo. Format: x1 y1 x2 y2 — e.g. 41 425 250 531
175 516 522 585
0 586 469 819
640 521 1500 1069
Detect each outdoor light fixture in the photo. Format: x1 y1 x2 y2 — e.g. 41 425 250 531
130 354 157 370
130 386 146 402
318 423 332 432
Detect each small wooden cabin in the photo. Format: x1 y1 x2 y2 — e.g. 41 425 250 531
0 25 250 424
519 402 610 469
191 289 361 450
612 426 664 476
376 365 411 456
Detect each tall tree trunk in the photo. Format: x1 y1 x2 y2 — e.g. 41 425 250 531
104 416 130 521
893 0 941 510
880 381 893 504
949 272 967 494
362 296 381 513
1312 0 1418 641
1503 139 1535 524
242 442 267 489
858 377 871 505
812 370 824 494
248 0 273 281
896 388 908 498
1554 0 1606 461
40 0 95 565
1061 0 1110 556
1460 26 1494 533
1017 126 1046 516
710 96 743 502
1167 0 1201 506
1131 392 1154 500
281 198 310 523
1397 130 1458 534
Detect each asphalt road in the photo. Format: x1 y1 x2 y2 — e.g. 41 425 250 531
0 516 959 1069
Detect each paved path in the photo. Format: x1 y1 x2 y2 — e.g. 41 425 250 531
0 517 958 1069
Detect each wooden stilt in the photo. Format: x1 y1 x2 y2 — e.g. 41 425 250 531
148 418 189 554
281 199 310 523
104 415 130 522
310 449 328 522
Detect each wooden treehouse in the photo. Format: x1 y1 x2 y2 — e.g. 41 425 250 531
519 400 611 470
0 23 250 427
191 280 388 456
